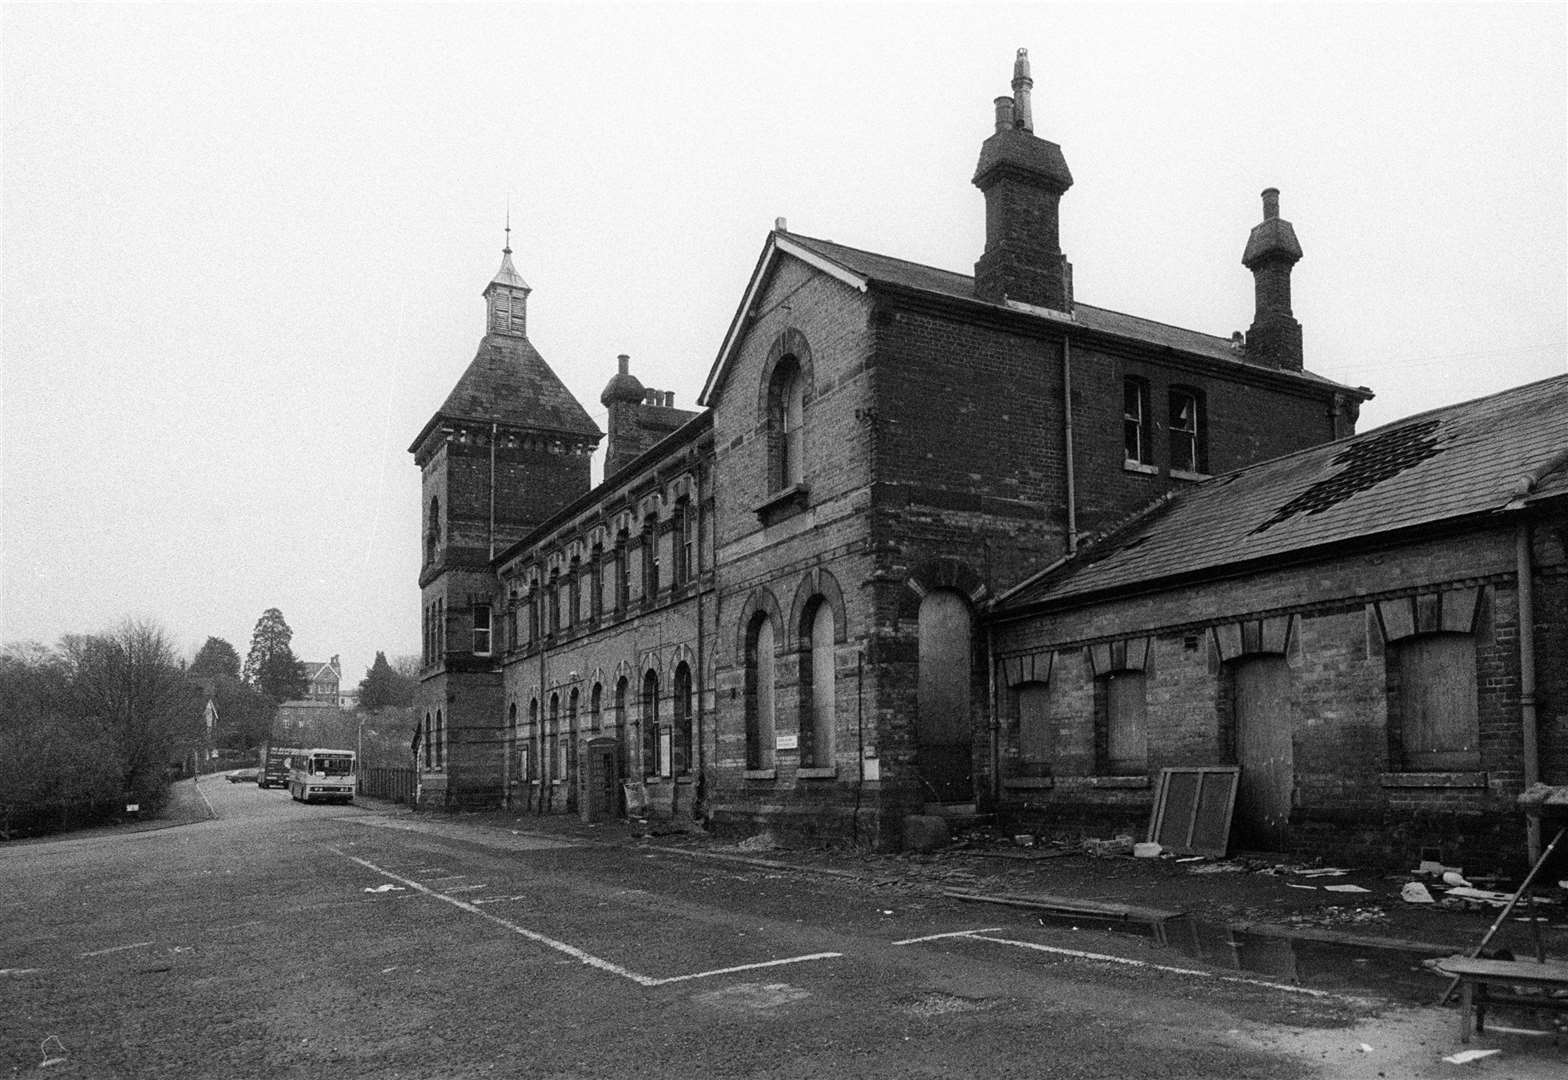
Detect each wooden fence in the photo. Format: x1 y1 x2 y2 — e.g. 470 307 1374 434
360 765 417 805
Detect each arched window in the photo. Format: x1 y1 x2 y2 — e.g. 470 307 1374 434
673 662 693 775
508 702 520 787
426 496 441 565
769 358 806 490
548 693 560 787
745 614 776 770
434 709 445 769
799 599 836 769
566 687 580 788
641 670 660 777
590 682 603 733
422 711 432 769
528 698 540 781
614 676 629 780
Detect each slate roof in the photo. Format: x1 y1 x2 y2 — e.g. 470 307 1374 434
410 334 601 452
778 232 1359 390
997 374 1568 613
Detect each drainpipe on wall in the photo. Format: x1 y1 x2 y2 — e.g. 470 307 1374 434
1516 521 1540 865
1063 338 1078 555
987 623 1000 806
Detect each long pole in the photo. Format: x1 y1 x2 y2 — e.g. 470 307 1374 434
1437 825 1565 1005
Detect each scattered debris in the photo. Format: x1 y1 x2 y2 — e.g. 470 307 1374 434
1442 870 1474 888
1132 842 1162 858
1175 855 1205 863
1443 1048 1500 1064
1284 905 1389 928
1286 884 1317 891
1357 1043 1374 1053
1323 884 1372 894
1082 835 1134 857
1293 867 1350 878
39 1036 67 1068
363 883 405 893
1189 860 1248 874
1401 882 1436 904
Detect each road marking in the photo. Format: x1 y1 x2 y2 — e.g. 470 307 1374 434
471 894 533 906
330 846 843 988
893 928 1004 945
78 942 153 958
646 953 843 987
956 932 1361 1001
1 968 43 977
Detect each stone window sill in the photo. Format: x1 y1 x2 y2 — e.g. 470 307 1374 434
754 484 809 523
1380 771 1487 789
797 766 837 780
1170 468 1210 482
744 768 777 781
1003 777 1055 790
1123 461 1158 476
1090 774 1150 789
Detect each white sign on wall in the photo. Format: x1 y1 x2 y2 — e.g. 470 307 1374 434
775 733 798 751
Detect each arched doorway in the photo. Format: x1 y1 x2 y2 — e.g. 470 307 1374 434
917 589 973 802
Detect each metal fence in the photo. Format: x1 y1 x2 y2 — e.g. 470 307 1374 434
359 765 417 805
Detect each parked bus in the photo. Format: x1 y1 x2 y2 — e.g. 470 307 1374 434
258 744 303 789
287 748 357 804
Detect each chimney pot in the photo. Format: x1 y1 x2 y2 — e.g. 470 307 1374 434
993 96 1015 132
664 391 674 407
774 216 788 233
1011 48 1034 132
1261 187 1280 220
617 353 630 374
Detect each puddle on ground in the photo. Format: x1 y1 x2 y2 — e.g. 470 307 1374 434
1034 911 1442 1002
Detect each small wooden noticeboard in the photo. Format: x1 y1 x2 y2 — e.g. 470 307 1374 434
1148 766 1240 857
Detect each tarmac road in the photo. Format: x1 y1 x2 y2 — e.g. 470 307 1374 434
2 780 1562 1079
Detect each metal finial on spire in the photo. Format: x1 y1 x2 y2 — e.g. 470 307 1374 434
504 198 512 255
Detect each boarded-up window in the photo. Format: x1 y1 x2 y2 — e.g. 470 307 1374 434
1395 633 1479 769
805 601 836 768
1101 671 1147 773
1018 682 1052 763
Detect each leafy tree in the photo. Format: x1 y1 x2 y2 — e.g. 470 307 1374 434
209 675 276 750
242 608 307 702
358 651 416 710
189 636 241 679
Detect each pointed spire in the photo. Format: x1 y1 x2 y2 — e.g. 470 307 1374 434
484 215 531 336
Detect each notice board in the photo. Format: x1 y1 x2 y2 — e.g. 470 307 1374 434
1148 766 1240 857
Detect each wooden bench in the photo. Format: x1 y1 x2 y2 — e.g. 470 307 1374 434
1434 955 1568 1043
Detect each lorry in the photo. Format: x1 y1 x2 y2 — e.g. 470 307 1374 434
258 744 303 789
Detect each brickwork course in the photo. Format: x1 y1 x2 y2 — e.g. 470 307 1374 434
408 48 1566 870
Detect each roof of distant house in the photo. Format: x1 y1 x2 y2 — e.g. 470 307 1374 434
996 374 1568 613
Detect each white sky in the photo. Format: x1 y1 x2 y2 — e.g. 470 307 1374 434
3 2 1564 688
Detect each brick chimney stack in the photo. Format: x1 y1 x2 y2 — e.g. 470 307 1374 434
1241 187 1305 371
600 353 647 479
973 48 1074 311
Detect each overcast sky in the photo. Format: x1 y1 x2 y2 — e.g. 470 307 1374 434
3 2 1564 689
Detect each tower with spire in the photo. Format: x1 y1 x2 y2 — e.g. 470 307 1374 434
408 227 602 807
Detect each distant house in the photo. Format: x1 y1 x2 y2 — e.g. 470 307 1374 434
299 656 343 706
989 376 1568 869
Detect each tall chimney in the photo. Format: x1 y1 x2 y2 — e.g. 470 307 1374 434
972 48 1074 310
599 353 646 480
1241 187 1305 371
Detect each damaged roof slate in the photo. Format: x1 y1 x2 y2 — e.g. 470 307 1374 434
997 374 1568 612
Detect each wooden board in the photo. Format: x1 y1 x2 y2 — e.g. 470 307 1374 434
1148 766 1240 856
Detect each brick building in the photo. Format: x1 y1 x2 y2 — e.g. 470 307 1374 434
407 49 1479 855
990 377 1568 870
299 656 342 705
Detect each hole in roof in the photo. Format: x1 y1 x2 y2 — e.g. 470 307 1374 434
1251 419 1445 535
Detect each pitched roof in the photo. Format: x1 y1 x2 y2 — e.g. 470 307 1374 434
997 374 1568 612
700 229 1366 404
410 333 601 453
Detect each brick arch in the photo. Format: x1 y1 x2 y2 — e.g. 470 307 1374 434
897 558 989 620
735 585 785 658
755 327 816 420
787 566 849 648
666 643 697 684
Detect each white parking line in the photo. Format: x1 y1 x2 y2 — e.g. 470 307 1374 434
78 942 154 958
921 930 1361 1002
330 846 840 988
893 928 1004 945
